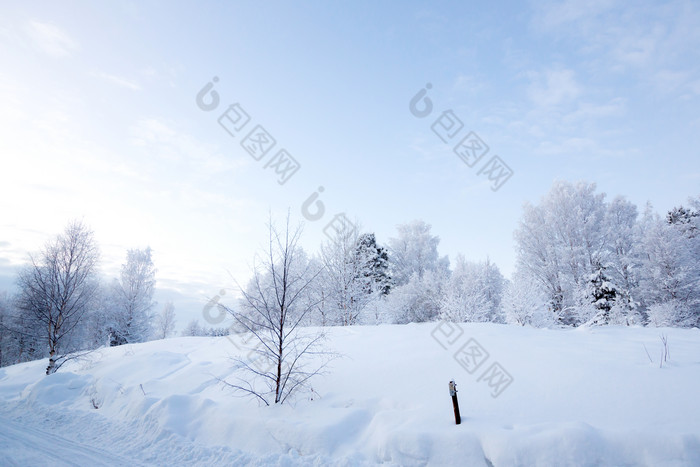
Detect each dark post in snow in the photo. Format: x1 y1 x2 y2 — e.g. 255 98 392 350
449 380 461 425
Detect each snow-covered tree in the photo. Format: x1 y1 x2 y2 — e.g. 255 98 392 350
602 196 641 324
154 301 176 339
387 268 449 323
440 280 489 324
319 225 373 326
384 220 451 323
182 319 206 337
579 262 619 326
501 274 551 327
388 220 448 286
109 247 157 345
515 181 611 325
667 205 699 239
0 293 32 367
481 258 505 320
15 221 100 374
439 256 503 323
646 301 684 328
637 204 700 327
299 256 330 326
82 286 114 349
354 233 392 296
514 197 568 322
0 293 9 366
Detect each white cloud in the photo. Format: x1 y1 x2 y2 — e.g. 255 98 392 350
25 20 77 58
528 68 581 108
533 0 615 31
562 97 626 123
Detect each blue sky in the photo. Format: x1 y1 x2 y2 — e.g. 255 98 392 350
1 1 699 325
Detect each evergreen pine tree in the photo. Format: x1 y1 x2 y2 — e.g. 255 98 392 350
354 233 392 296
588 262 618 324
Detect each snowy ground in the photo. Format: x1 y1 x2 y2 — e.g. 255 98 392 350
1 323 699 466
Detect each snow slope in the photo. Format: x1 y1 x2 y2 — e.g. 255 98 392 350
1 323 700 466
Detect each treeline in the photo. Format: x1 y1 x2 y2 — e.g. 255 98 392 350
0 221 176 371
2 181 698 371
188 181 699 333
512 181 699 327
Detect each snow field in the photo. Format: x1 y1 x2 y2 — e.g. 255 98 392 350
1 323 699 466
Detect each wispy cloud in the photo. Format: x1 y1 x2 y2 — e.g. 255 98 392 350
527 68 581 108
534 136 626 159
25 20 77 58
129 117 248 175
532 0 616 31
562 98 626 124
531 1 700 79
92 71 142 91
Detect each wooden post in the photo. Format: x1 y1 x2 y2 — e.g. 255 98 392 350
449 380 461 425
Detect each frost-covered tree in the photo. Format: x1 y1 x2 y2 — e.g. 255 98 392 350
439 256 503 323
646 301 685 327
667 205 699 239
384 220 451 323
501 274 551 327
299 256 330 326
0 293 8 366
82 285 114 349
387 268 449 323
182 319 206 337
155 301 176 339
354 233 392 296
577 263 620 326
0 293 30 367
638 204 700 327
515 181 611 325
319 226 374 326
514 197 567 322
109 247 157 345
481 258 505 320
602 196 641 324
15 221 100 374
388 220 448 286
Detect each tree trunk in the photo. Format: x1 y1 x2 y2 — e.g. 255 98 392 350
46 349 56 375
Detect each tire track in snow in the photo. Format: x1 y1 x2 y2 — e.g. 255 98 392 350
0 414 143 466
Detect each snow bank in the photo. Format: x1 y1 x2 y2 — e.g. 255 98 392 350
1 323 699 465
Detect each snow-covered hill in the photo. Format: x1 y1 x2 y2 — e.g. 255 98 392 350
1 323 699 466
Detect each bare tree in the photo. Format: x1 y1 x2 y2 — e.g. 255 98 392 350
155 301 176 339
16 221 100 374
219 215 332 405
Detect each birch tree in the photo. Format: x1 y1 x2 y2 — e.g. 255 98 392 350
220 215 331 405
16 221 100 374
